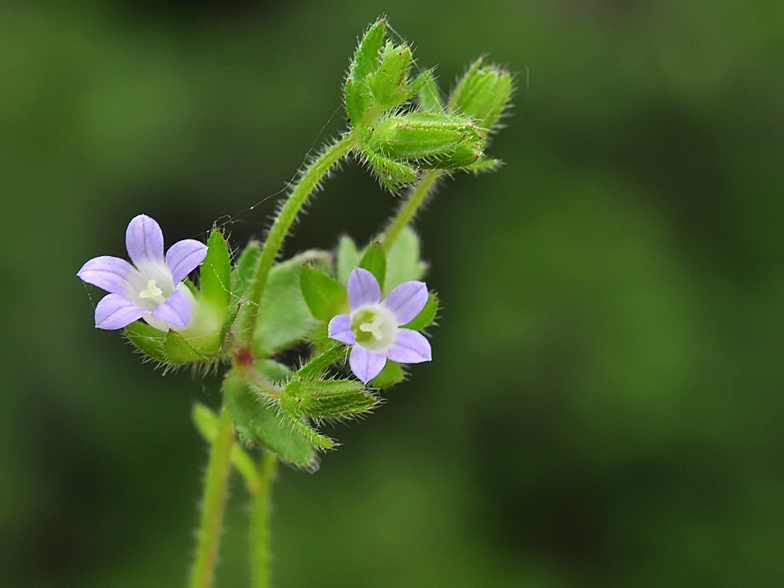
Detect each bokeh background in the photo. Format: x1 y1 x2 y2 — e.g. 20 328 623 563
3 1 783 586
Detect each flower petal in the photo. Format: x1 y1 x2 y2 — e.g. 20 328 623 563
349 345 387 384
386 329 432 364
94 293 147 330
347 267 381 310
328 313 356 345
382 280 428 325
77 256 134 294
150 290 192 329
126 214 164 266
166 239 208 284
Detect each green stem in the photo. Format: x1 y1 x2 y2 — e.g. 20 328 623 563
239 133 356 347
250 452 278 588
381 169 440 254
188 407 235 588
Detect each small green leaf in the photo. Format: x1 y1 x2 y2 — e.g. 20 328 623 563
300 264 348 322
402 293 438 330
200 230 231 311
125 321 168 363
359 242 386 291
254 359 294 385
336 235 360 285
164 330 206 365
369 360 405 388
253 251 330 358
224 369 317 469
385 227 427 292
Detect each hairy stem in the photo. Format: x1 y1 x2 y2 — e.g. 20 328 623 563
250 452 278 588
239 133 356 347
188 407 235 588
381 170 440 254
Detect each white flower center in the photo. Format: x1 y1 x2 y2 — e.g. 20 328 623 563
351 303 398 353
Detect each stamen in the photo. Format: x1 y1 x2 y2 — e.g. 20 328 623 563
139 279 163 300
359 315 384 341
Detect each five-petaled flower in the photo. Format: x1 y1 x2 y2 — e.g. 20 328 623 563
328 267 432 383
78 214 208 331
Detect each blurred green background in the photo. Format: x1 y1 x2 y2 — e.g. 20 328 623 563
2 0 783 586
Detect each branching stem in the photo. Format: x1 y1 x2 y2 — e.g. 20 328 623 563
239 133 357 347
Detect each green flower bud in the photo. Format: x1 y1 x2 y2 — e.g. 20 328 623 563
448 57 512 135
367 112 485 169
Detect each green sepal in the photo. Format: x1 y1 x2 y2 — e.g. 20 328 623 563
384 227 427 292
402 293 438 330
368 42 414 111
369 360 405 388
300 264 348 322
364 148 418 192
164 329 206 365
345 19 386 123
183 278 199 297
296 380 377 419
125 320 168 363
252 251 330 358
200 229 231 312
359 242 386 291
448 57 513 134
336 235 360 285
418 73 444 113
277 395 336 450
191 403 259 492
223 368 317 470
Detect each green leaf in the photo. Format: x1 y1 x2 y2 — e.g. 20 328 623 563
125 321 168 363
254 359 294 385
224 369 317 469
200 230 231 311
402 293 438 330
296 380 377 419
359 242 386 291
336 235 360 285
369 360 405 388
384 227 427 292
164 330 206 365
300 264 348 322
252 251 330 358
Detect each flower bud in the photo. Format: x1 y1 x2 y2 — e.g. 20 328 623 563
367 112 486 169
448 57 512 135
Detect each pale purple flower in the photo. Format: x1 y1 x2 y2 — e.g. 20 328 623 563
328 267 432 383
78 214 208 331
